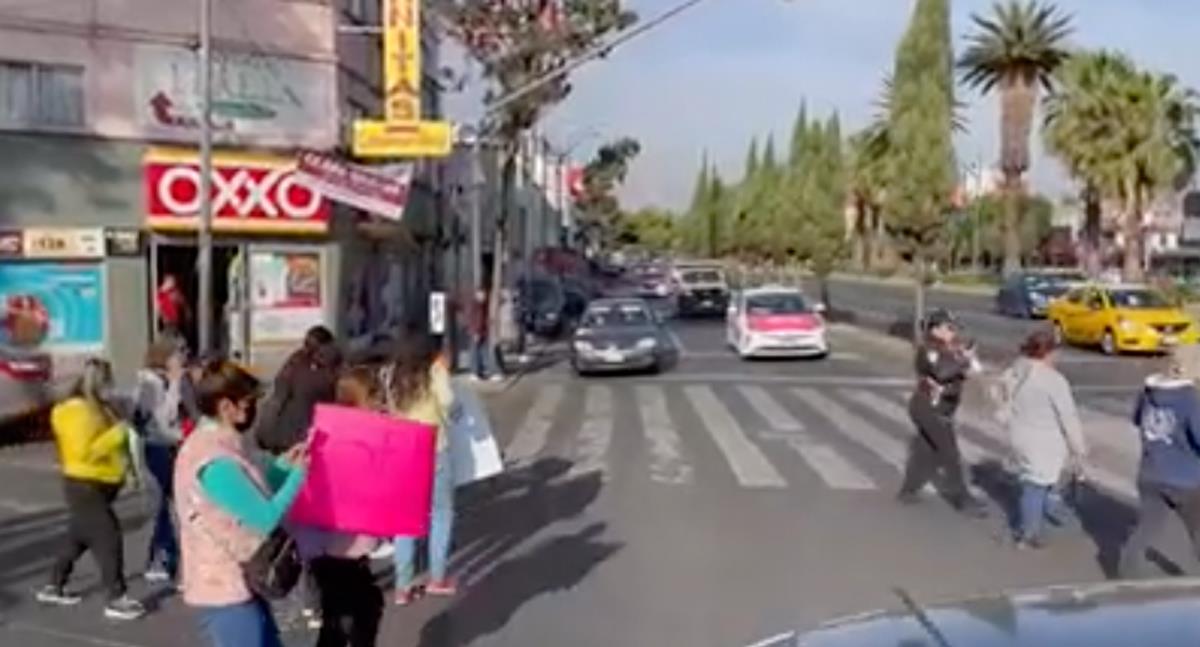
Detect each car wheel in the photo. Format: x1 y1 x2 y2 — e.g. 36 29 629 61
1101 330 1117 356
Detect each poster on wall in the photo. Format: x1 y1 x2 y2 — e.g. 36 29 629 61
0 263 105 351
250 251 324 343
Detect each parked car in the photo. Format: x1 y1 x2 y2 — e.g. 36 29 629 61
671 261 730 317
571 298 678 375
0 344 53 424
726 286 828 359
995 270 1086 318
632 264 673 299
1047 283 1199 355
517 276 566 338
768 579 1200 647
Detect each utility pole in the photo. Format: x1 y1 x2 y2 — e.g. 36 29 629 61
196 0 215 355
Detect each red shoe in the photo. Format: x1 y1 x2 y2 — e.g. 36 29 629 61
425 578 459 596
394 586 422 606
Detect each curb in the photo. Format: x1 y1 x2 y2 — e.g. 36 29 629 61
826 272 995 297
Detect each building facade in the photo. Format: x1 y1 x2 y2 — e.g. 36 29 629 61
0 0 442 382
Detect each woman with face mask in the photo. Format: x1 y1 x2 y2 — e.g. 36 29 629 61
175 360 309 647
37 358 147 620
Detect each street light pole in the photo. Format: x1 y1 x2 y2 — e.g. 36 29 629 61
196 0 215 355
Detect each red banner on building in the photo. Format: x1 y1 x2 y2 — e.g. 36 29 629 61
143 147 331 234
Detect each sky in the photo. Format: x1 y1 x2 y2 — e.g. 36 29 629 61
442 0 1200 211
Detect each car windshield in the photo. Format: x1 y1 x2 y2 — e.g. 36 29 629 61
1108 289 1172 309
1025 273 1084 288
680 269 723 283
746 293 810 315
584 304 652 327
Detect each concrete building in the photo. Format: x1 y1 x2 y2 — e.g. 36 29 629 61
0 0 444 381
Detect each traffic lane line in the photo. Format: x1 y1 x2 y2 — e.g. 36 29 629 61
683 385 786 489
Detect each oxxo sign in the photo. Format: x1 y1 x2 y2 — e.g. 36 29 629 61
143 147 331 234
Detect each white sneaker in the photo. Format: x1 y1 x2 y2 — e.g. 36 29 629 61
103 596 147 621
144 567 171 583
35 586 82 606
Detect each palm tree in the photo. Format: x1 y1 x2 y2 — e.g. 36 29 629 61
848 123 890 270
1044 51 1200 281
959 0 1072 276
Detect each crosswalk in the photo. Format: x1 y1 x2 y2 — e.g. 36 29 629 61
500 381 1145 501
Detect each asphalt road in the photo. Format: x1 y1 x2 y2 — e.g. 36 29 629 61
0 315 1194 646
807 275 1164 389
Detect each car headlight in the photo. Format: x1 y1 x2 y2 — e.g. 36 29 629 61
1118 318 1140 333
574 340 594 353
655 284 670 296
1029 292 1046 304
636 337 658 350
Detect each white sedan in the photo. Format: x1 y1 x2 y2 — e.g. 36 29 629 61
726 288 829 359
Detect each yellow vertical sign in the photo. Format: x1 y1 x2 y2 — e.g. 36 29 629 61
384 0 421 122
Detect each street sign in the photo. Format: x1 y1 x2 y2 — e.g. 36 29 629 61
383 0 421 122
429 291 446 334
352 120 453 158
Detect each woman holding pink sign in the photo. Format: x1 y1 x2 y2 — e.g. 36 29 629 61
384 336 458 606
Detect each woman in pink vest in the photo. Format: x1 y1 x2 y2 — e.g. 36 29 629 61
174 360 308 647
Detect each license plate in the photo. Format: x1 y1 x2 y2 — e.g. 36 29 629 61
1162 335 1179 347
700 299 713 307
600 349 625 363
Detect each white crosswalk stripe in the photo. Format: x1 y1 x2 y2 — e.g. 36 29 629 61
791 388 907 471
737 385 805 432
569 386 615 479
636 386 694 485
841 389 987 464
505 385 564 464
786 433 877 490
683 385 787 488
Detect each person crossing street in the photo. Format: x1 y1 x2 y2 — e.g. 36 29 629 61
897 309 987 517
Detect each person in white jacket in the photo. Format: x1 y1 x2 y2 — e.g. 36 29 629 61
1001 329 1088 549
134 340 184 583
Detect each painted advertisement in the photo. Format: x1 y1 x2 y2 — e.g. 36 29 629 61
134 44 336 147
0 263 105 351
250 251 325 343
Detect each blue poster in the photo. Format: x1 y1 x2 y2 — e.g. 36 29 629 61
0 263 105 350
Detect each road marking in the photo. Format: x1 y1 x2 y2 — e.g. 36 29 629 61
738 385 805 432
568 386 614 479
505 385 564 464
842 389 988 464
636 386 693 485
683 385 786 488
679 351 861 361
3 621 152 647
792 388 907 470
786 434 877 490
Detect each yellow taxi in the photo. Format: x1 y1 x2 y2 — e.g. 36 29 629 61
1047 284 1200 355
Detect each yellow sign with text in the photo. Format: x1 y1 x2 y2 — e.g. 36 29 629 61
352 119 453 158
384 0 421 122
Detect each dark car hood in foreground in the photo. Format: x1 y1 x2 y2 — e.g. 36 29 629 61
778 580 1200 647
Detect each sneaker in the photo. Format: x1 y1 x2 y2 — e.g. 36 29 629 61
1014 536 1045 550
144 567 171 583
394 586 422 606
104 596 147 621
35 585 82 606
369 542 395 561
488 375 506 383
426 579 459 597
302 609 323 630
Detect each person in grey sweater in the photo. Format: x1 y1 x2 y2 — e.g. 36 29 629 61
133 340 185 582
1000 330 1087 548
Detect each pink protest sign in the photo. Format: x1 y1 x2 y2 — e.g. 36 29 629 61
289 403 436 537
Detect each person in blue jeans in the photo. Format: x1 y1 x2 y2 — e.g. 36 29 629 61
1120 344 1200 577
1001 330 1087 549
134 340 186 582
382 336 457 605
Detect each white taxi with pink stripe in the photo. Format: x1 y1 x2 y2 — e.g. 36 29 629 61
726 286 828 359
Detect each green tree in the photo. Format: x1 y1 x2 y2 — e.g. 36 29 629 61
682 155 711 254
733 138 762 258
959 0 1073 276
705 165 728 258
796 114 849 305
882 0 958 339
847 121 891 271
1044 51 1200 281
443 0 636 337
618 207 678 251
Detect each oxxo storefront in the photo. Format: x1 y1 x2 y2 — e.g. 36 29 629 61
142 147 339 373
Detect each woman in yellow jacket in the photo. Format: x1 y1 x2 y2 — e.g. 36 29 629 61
36 358 146 621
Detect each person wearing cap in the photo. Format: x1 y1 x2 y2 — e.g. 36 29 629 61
897 309 987 517
1119 343 1200 578
1001 330 1087 549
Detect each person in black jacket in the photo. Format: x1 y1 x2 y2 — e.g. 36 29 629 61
897 309 987 517
255 326 341 455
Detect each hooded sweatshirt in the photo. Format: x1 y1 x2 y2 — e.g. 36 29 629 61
1133 375 1200 489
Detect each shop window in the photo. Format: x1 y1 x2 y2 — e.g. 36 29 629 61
0 61 84 127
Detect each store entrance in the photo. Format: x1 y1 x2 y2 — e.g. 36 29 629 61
153 241 239 355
